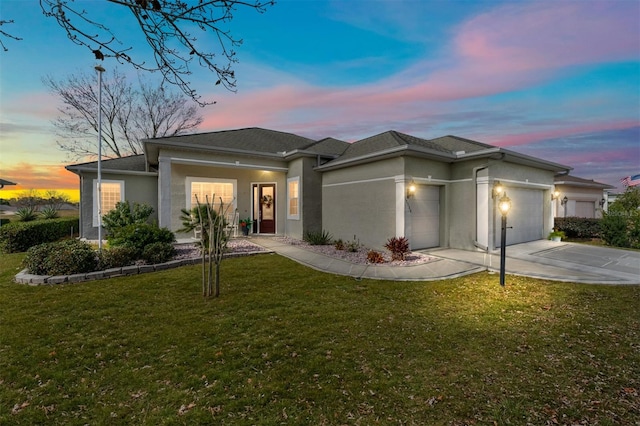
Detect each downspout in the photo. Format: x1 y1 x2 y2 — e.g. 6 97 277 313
473 164 490 252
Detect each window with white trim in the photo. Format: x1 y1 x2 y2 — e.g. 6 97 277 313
186 177 236 211
93 180 124 226
287 177 300 220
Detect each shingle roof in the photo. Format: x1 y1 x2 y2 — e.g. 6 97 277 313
555 174 614 189
146 127 316 155
65 155 147 172
303 137 350 156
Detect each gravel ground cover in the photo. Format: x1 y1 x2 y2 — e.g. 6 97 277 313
274 236 436 266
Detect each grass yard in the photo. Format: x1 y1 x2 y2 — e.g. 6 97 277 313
1 252 639 425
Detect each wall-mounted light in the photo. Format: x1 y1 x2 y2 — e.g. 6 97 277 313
561 196 568 206
599 198 605 208
492 181 504 199
551 190 560 201
406 182 416 199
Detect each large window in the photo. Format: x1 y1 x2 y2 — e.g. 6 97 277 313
287 177 300 220
186 177 236 210
93 180 124 226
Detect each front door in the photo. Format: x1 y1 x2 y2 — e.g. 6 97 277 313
254 183 276 234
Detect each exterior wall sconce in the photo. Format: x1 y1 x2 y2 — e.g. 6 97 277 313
406 182 416 199
498 192 511 287
492 181 504 199
599 198 605 208
551 190 560 201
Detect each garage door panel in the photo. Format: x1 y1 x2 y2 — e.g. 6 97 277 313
496 188 543 247
411 185 439 249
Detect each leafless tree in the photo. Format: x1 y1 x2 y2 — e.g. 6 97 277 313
3 0 274 105
44 69 203 160
0 20 22 51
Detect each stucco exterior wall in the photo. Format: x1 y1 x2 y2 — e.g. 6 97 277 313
286 157 323 240
168 161 287 238
78 171 158 240
322 158 403 249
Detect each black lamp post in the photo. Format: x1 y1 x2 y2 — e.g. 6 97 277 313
498 192 511 287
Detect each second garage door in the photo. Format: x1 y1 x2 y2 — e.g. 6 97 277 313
496 188 544 247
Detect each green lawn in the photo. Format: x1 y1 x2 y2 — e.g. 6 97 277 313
1 252 639 425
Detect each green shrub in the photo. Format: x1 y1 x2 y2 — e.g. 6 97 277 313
554 217 601 239
385 236 410 261
303 230 333 245
345 239 361 252
0 218 10 226
0 217 80 253
107 223 175 257
103 201 154 234
15 206 38 222
40 206 60 219
98 246 139 269
367 250 385 264
23 239 97 275
142 242 176 264
600 187 640 249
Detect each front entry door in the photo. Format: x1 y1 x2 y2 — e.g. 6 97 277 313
254 183 275 234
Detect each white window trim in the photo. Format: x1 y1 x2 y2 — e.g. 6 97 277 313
287 176 300 220
92 179 125 227
185 177 237 210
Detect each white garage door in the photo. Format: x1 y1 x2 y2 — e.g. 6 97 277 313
411 185 440 249
575 201 595 218
496 188 543 247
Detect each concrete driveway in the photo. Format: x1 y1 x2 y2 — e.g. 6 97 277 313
426 240 640 285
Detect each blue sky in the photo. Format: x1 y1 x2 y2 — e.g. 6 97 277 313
1 0 638 196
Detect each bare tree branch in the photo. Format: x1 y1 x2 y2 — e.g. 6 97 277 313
0 19 23 51
43 69 203 161
33 0 274 105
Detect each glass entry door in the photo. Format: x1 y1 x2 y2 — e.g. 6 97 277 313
253 183 275 234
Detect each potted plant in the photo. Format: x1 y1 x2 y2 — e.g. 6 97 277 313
548 230 566 242
239 217 253 236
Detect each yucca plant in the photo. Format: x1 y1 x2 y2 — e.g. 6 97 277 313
40 206 59 219
15 206 38 222
384 236 410 261
304 230 333 245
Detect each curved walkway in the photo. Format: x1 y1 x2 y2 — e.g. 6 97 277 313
252 238 640 285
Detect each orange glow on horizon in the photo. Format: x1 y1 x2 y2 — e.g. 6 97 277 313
0 188 80 203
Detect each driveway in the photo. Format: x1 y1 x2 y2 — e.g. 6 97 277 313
426 240 640 285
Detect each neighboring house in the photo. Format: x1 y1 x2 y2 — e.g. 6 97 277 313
553 174 614 219
66 127 572 251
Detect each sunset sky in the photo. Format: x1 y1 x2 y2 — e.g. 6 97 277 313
1 0 639 202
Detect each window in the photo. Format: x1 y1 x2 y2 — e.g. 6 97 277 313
287 177 300 219
93 180 124 226
186 177 236 210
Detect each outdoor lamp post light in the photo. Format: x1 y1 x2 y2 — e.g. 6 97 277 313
498 192 511 287
95 65 105 250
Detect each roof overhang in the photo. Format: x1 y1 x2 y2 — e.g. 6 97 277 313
144 139 286 165
0 179 17 189
64 165 157 177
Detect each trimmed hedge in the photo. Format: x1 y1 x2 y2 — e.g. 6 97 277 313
24 239 97 275
553 217 602 239
0 217 79 253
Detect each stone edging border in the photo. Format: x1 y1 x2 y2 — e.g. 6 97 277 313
14 250 273 286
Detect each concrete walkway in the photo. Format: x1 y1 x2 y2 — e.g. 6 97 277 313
251 238 640 285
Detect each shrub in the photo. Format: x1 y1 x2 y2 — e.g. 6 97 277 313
24 239 97 275
0 218 10 226
367 250 385 264
334 239 345 250
107 223 175 257
0 217 80 253
98 246 139 269
304 230 333 245
345 239 361 252
554 217 601 239
385 236 410 261
142 242 176 264
15 206 38 222
40 206 59 219
103 201 154 234
600 187 640 249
